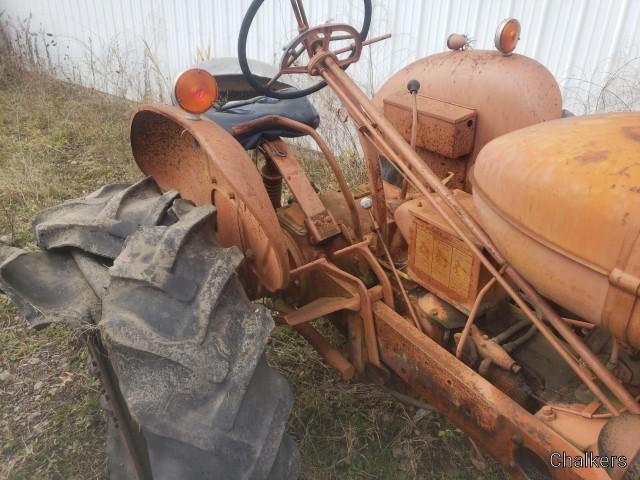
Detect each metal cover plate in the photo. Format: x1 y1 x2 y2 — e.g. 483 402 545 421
409 219 479 304
384 92 476 158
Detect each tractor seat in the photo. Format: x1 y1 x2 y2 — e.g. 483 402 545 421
204 91 320 150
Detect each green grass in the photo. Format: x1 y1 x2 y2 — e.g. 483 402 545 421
0 58 505 479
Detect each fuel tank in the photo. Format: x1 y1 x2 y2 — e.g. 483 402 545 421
471 112 640 349
370 50 562 191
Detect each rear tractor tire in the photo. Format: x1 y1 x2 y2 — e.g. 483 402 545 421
0 177 300 480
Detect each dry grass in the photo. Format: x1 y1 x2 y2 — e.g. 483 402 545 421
0 35 138 480
269 323 505 480
0 312 106 479
562 51 640 114
0 46 504 480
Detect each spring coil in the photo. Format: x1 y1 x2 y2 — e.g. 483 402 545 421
261 159 282 209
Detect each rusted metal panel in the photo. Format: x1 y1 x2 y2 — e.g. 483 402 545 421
372 301 610 480
396 190 503 312
384 92 476 158
130 104 289 292
415 148 469 191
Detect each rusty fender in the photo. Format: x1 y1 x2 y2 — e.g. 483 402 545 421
130 104 289 292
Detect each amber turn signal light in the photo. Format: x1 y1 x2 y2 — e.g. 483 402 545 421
494 18 521 55
174 68 219 115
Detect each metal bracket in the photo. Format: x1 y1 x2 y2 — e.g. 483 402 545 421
262 139 341 243
288 257 383 368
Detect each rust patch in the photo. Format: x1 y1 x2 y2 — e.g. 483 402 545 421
575 150 609 165
616 165 631 177
622 126 640 142
623 212 630 226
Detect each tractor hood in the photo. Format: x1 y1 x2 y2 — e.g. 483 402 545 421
471 112 640 348
370 49 562 192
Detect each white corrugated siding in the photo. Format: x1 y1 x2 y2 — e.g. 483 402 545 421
2 0 639 112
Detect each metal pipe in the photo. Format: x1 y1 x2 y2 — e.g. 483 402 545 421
294 323 355 380
493 315 593 346
361 137 389 249
561 316 596 330
492 318 530 345
455 277 498 359
367 209 423 332
608 337 620 369
332 33 393 57
318 55 638 414
547 403 621 420
503 325 538 352
290 0 309 32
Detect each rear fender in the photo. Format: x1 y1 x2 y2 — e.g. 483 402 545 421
130 104 288 292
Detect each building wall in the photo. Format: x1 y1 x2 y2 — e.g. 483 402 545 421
2 0 639 113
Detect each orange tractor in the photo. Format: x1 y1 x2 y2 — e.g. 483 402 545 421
1 1 639 478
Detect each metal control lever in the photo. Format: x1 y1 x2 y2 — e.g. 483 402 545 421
400 79 420 199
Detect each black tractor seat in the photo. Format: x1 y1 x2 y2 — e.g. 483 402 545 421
203 91 320 150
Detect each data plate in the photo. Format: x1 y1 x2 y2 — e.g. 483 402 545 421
409 218 480 307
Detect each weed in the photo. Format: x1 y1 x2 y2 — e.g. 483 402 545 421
562 49 640 114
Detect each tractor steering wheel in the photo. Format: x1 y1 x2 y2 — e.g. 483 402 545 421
238 0 372 99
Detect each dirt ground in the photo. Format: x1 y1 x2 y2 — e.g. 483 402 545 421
0 62 506 479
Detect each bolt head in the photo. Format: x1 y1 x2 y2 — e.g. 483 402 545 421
360 196 373 209
540 405 556 420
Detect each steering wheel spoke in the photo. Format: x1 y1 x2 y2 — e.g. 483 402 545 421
280 24 363 77
265 71 283 88
290 0 309 32
238 0 372 99
327 33 356 41
283 43 306 68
